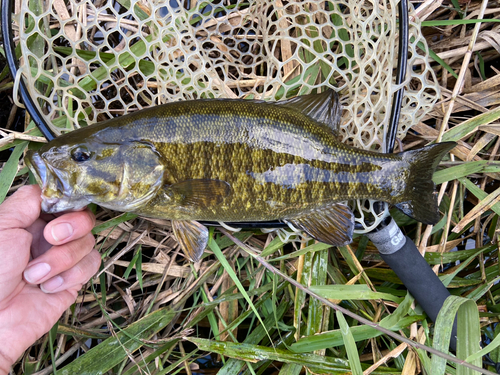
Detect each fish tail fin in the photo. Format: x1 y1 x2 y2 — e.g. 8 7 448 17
395 142 456 225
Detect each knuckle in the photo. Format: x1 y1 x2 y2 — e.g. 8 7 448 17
77 252 101 282
84 233 96 249
0 228 32 248
72 263 87 281
58 246 78 269
90 249 101 267
60 234 94 265
0 210 33 230
88 251 102 276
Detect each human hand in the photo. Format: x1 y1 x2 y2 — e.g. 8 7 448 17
0 185 100 373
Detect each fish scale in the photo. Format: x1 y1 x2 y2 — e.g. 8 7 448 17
26 90 456 261
150 138 390 221
112 104 417 216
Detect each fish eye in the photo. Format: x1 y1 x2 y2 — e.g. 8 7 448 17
71 146 92 162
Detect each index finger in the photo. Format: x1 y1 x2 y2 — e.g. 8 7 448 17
43 209 96 246
0 185 42 231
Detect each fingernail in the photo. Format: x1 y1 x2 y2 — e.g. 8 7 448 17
24 263 51 283
52 223 73 242
41 276 64 293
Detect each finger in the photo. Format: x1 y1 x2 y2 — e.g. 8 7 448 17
23 233 96 285
41 249 101 294
40 206 87 223
43 209 96 246
0 185 42 230
26 218 52 258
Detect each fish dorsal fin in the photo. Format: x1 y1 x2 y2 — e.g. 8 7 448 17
275 89 341 135
172 220 208 262
285 203 354 246
166 179 231 207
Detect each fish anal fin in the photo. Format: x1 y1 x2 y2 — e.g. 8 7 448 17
166 179 231 207
172 220 208 262
275 89 341 135
285 203 354 246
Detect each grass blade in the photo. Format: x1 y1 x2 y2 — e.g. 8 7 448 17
309 284 402 303
466 330 500 362
56 307 176 374
279 364 303 375
189 338 397 374
92 212 138 234
458 177 500 216
422 19 500 26
433 161 500 184
456 300 482 375
429 296 481 375
208 230 271 343
290 315 423 353
442 106 500 142
217 299 291 375
336 311 363 375
0 142 28 203
417 40 458 79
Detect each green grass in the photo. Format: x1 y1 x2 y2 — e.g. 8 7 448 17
2 0 500 374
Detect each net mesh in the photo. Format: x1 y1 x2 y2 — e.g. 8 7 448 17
15 0 440 232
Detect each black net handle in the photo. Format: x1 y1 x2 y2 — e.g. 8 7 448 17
373 0 408 217
385 0 408 154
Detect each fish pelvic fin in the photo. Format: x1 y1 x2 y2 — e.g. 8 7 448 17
285 203 355 246
172 220 208 262
275 89 341 135
395 142 456 225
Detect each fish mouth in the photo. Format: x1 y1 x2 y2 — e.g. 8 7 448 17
26 150 90 213
25 150 48 189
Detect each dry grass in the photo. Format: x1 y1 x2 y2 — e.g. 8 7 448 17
1 0 500 374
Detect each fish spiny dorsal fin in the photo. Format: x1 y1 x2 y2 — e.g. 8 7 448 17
172 220 208 262
285 203 354 246
275 89 341 135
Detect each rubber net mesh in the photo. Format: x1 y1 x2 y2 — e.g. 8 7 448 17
15 0 440 233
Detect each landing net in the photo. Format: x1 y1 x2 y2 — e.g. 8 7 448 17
15 0 440 232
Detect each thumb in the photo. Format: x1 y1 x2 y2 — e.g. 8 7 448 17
0 185 42 230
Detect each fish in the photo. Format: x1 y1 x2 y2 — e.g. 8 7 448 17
25 90 456 262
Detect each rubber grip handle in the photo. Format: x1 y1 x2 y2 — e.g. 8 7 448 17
380 237 458 351
367 219 457 351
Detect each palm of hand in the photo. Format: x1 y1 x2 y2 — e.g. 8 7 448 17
0 186 99 372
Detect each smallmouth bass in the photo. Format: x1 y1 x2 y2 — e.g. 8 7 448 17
26 90 456 261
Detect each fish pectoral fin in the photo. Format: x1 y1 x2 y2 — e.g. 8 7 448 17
274 89 341 136
166 179 231 206
285 203 354 246
172 220 208 262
